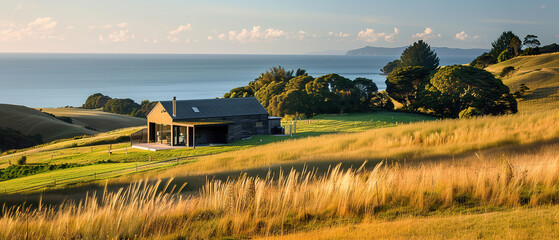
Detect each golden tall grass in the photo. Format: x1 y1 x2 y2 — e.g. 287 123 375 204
1 143 558 239
155 109 559 177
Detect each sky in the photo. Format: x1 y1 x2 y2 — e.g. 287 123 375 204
0 0 557 54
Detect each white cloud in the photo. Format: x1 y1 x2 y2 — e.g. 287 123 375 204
28 17 57 31
117 22 128 28
167 36 179 43
98 35 104 42
412 27 441 40
207 35 213 40
329 31 350 38
540 4 546 9
169 24 192 35
66 26 75 30
290 30 315 40
455 31 479 41
15 3 23 10
357 28 399 42
455 31 468 40
88 24 112 30
0 17 60 41
217 33 226 40
227 26 287 43
153 39 158 44
107 29 135 42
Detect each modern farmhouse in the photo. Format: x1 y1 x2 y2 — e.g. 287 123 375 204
144 97 282 147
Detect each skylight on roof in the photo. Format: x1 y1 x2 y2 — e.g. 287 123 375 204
192 107 200 113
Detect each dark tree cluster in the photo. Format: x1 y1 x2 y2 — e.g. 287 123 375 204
82 93 156 118
382 40 517 118
83 93 112 109
224 66 393 117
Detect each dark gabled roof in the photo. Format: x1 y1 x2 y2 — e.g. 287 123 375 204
159 97 269 120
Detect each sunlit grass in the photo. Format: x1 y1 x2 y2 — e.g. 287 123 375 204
1 142 558 239
155 109 559 177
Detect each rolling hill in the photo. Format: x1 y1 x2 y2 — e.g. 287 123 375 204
0 104 96 142
0 104 145 143
485 52 559 112
40 108 145 132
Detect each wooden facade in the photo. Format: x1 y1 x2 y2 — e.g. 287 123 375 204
146 97 273 147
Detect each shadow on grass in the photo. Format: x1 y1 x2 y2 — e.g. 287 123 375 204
2 137 559 211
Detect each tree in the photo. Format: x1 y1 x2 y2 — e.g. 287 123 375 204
369 92 394 111
353 77 378 100
380 59 402 75
509 35 522 57
418 65 517 118
385 66 430 109
255 81 286 108
523 35 541 48
490 31 520 58
268 90 310 117
223 86 254 98
470 53 497 69
83 93 112 109
400 40 440 71
497 49 513 63
103 98 141 115
247 66 294 92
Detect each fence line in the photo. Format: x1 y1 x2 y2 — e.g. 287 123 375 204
1 156 193 195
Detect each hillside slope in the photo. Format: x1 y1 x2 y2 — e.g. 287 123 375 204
0 104 96 142
485 52 559 112
40 108 145 132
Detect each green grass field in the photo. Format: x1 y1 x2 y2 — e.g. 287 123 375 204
0 111 433 193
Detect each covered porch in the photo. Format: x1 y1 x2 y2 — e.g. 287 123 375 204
148 121 231 148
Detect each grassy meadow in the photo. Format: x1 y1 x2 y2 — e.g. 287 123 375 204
153 108 559 177
1 140 558 239
485 52 559 113
0 111 431 193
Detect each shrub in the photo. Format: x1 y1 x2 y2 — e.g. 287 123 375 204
500 66 515 77
17 156 26 165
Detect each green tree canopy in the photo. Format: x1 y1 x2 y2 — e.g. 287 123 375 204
523 35 541 48
470 53 497 69
399 40 440 71
103 98 141 115
418 65 517 118
497 49 513 63
380 59 402 75
83 93 112 109
385 66 430 109
247 66 294 93
490 31 520 58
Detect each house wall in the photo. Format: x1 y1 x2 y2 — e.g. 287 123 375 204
146 103 174 143
187 114 269 142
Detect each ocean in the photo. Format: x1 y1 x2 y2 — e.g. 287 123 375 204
0 53 476 108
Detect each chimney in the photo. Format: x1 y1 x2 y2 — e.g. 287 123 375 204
172 96 176 117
